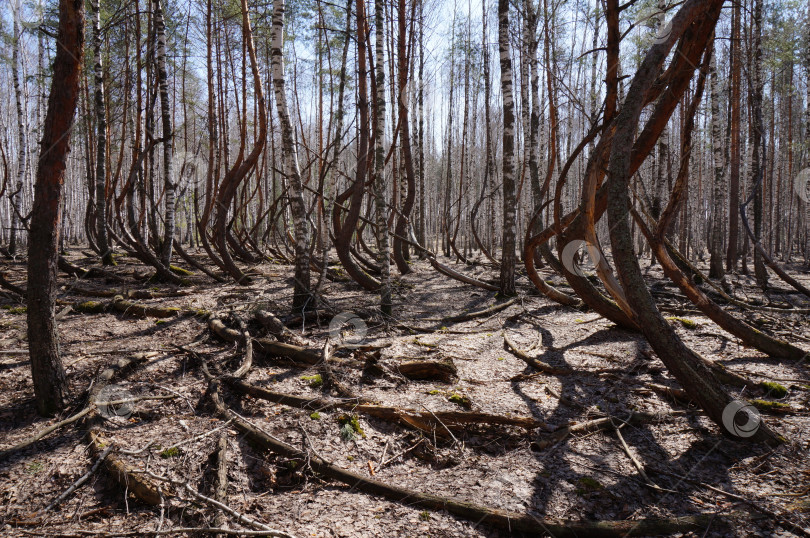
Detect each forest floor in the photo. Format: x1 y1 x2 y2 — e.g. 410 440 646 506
0 248 809 537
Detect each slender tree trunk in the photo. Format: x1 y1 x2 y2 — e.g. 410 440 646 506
497 0 516 296
373 0 392 315
416 0 426 253
750 0 768 288
9 14 27 256
27 0 85 416
92 0 114 265
153 0 175 267
726 0 742 271
708 39 725 279
804 0 810 265
271 0 312 312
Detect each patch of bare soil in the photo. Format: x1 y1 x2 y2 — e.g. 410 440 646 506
1 249 808 537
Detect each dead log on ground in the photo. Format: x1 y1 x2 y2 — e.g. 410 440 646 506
396 358 457 382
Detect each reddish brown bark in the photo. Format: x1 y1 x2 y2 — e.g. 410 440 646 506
27 0 86 416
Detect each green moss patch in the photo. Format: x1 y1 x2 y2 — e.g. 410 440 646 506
574 476 604 494
665 316 698 329
447 392 472 409
301 374 323 388
749 399 791 412
760 381 788 399
337 414 365 440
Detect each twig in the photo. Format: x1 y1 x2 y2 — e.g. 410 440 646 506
161 420 233 454
20 529 297 537
379 439 424 468
420 404 463 454
137 470 291 536
609 417 671 493
43 445 113 512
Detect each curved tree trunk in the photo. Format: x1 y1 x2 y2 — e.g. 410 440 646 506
606 0 780 446
392 0 416 277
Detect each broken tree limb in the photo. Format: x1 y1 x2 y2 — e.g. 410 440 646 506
427 256 499 292
0 270 26 298
0 407 93 461
253 339 322 366
111 295 182 318
319 341 358 399
213 434 229 536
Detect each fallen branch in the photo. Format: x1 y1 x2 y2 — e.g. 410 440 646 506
213 434 229 536
438 297 518 323
396 358 457 383
532 411 685 450
503 332 574 375
224 376 544 432
43 445 114 512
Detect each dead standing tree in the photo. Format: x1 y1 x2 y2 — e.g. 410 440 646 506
27 0 85 416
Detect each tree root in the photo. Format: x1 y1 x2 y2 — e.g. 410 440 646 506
255 310 306 345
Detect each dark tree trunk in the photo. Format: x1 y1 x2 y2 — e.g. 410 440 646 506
27 0 85 416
